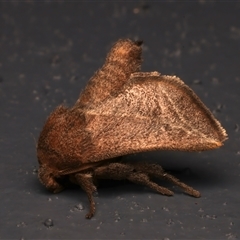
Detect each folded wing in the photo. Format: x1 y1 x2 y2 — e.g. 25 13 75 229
84 73 227 161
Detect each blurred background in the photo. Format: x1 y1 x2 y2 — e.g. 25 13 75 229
0 1 239 239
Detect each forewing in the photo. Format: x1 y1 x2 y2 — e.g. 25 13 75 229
84 74 227 162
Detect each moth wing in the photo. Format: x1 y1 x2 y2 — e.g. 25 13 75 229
84 73 227 162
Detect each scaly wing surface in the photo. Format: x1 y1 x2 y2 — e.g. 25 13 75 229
84 73 227 162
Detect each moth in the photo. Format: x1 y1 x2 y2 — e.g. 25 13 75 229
37 39 228 219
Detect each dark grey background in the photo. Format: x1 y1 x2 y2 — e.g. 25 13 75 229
1 1 239 239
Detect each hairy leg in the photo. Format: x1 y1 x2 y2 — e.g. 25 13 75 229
95 162 200 197
72 173 97 219
94 162 173 196
131 162 200 197
74 162 200 218
127 172 173 196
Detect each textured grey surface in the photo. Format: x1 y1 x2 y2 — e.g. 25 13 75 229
0 1 239 239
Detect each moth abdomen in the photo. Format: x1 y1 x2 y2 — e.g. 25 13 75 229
77 39 143 107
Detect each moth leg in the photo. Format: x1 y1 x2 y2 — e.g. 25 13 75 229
132 163 201 198
94 163 173 196
73 173 97 219
161 171 201 197
127 172 174 196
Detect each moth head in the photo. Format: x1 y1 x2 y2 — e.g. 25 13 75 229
37 106 73 192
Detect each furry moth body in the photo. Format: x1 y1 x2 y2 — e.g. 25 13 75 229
37 39 228 218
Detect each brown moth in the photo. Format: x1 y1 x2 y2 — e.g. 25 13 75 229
37 39 228 219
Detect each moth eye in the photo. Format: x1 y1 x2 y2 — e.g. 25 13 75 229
54 175 70 187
